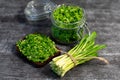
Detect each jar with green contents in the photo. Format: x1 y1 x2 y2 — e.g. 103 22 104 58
51 4 90 44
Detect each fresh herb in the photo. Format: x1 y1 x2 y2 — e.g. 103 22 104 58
51 4 85 44
16 34 58 63
52 4 84 28
50 32 108 77
52 25 84 43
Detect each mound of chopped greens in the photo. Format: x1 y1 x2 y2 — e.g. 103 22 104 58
52 4 84 28
16 34 58 63
51 4 85 44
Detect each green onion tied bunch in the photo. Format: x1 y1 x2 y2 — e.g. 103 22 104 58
50 32 108 77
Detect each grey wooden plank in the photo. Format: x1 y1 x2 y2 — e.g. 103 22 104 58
0 0 120 80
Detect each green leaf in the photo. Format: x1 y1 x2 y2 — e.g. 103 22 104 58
16 34 58 63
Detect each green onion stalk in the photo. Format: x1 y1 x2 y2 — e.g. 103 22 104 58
50 32 109 77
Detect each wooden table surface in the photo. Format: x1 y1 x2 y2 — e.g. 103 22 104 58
0 0 120 80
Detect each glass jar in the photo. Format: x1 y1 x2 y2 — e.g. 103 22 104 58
24 0 57 22
50 4 90 44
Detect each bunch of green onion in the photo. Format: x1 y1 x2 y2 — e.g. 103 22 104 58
50 32 108 77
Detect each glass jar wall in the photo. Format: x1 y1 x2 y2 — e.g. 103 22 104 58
50 4 89 44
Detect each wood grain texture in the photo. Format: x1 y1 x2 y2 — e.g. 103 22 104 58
0 0 120 80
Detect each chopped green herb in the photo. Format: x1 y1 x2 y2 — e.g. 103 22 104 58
52 25 84 43
52 4 85 28
16 34 59 63
51 4 86 44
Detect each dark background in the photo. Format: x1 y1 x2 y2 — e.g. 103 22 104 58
0 0 120 80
